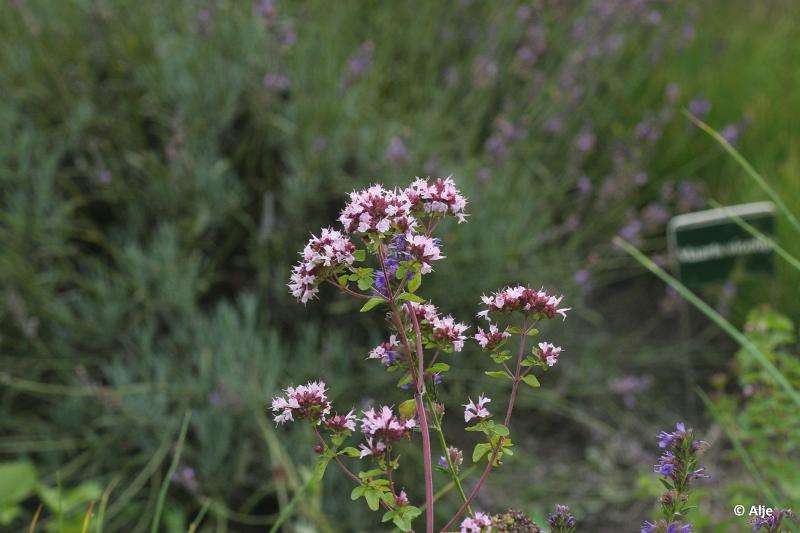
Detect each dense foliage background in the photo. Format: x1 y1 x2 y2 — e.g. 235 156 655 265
1 0 798 531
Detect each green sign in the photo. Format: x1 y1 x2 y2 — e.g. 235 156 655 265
667 202 776 286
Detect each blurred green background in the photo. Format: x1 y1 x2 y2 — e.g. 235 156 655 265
1 0 798 531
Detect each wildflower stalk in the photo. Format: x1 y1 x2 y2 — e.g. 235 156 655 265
406 301 435 533
441 320 531 532
426 396 472 515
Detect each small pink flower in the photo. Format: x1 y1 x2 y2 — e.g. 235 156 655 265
324 410 357 432
430 315 469 352
358 406 416 457
407 234 445 274
537 342 563 367
367 335 400 366
405 301 440 323
288 228 356 303
463 394 492 423
271 381 332 424
404 176 469 223
339 185 417 237
359 437 387 458
395 490 409 507
477 285 569 321
475 323 511 351
459 511 492 532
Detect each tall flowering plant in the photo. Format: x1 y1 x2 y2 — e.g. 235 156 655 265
278 177 571 532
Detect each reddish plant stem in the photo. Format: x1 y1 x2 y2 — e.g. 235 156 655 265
325 278 371 300
406 302 435 533
311 426 360 485
440 320 531 532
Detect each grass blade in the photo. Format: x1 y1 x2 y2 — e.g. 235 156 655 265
187 498 212 533
267 475 315 533
80 501 95 533
94 477 119 533
149 410 192 533
614 236 800 408
28 503 43 533
684 110 800 234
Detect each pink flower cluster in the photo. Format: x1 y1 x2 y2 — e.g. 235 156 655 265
474 323 511 351
537 342 563 367
324 410 357 432
405 302 469 353
459 511 492 532
477 286 570 321
359 405 417 458
405 177 469 223
289 228 356 303
406 301 439 323
339 184 417 236
407 234 445 273
430 315 469 352
271 381 332 424
463 394 492 423
367 335 401 366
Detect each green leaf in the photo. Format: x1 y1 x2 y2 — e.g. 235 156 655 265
472 443 491 463
394 515 413 532
364 488 381 511
485 370 511 380
659 478 674 491
520 356 538 367
397 373 414 389
526 328 540 336
351 485 366 500
396 292 425 303
508 326 521 334
341 447 361 458
427 362 450 373
337 274 349 286
490 352 512 363
404 506 422 519
398 398 417 419
312 454 332 483
492 424 510 437
521 374 540 388
382 510 396 523
0 461 38 508
360 296 385 312
353 249 366 262
408 271 422 293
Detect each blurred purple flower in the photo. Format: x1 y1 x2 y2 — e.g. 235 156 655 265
609 375 653 409
688 97 711 119
543 115 564 135
574 128 596 153
665 83 681 104
720 123 741 146
344 41 374 84
677 180 704 211
263 72 290 92
577 176 592 195
386 136 409 164
635 116 661 144
97 169 112 185
254 0 276 18
642 202 671 230
472 56 498 88
172 466 200 493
